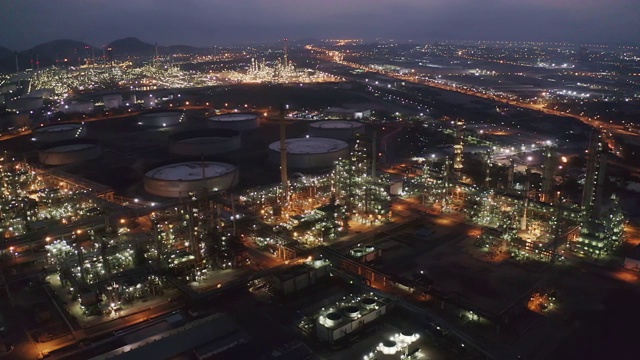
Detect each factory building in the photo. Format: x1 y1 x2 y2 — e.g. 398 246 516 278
323 107 371 120
270 259 330 295
315 293 389 343
575 131 625 257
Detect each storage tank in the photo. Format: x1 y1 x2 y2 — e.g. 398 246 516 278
343 305 360 319
7 97 43 111
38 139 102 166
308 120 365 141
143 94 156 108
268 137 348 169
32 123 86 142
169 129 241 156
27 89 53 99
208 113 260 131
324 312 343 327
137 111 184 127
65 101 94 114
144 161 238 198
103 94 123 109
361 297 377 309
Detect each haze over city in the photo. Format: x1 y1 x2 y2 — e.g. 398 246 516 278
1 0 640 49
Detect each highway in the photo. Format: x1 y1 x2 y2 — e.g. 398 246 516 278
306 45 638 143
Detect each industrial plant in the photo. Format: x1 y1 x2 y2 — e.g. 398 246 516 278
0 34 638 360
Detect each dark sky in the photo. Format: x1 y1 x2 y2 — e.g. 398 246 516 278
1 0 639 50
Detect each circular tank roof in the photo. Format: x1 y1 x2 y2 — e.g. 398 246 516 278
269 138 348 154
170 129 240 141
209 113 258 122
326 312 342 321
177 137 233 145
361 297 377 306
310 120 364 129
44 143 95 152
382 340 397 348
34 124 82 133
140 111 183 118
145 161 236 181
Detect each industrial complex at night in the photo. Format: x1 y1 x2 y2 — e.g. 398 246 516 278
0 6 639 358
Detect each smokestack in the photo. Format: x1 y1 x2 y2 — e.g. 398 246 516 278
284 38 288 67
155 42 158 61
453 119 464 177
521 167 531 230
36 54 40 71
371 130 377 179
507 158 515 189
582 130 606 220
541 145 557 202
484 151 492 187
279 102 289 204
520 198 529 231
14 51 19 74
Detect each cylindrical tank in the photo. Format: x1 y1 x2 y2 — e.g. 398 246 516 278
361 297 377 309
144 161 238 198
343 305 360 319
308 120 365 141
103 94 123 109
143 95 156 108
169 129 241 156
32 123 86 142
324 312 343 327
268 137 349 169
38 140 102 166
208 113 260 131
138 111 185 127
65 101 94 114
7 97 43 111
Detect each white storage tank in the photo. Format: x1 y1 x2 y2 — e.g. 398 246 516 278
138 111 184 127
144 161 238 198
27 89 53 99
65 101 94 114
7 97 43 111
103 94 123 109
268 137 349 169
32 123 86 142
169 129 241 156
38 140 102 166
143 94 156 108
308 120 365 141
208 113 260 131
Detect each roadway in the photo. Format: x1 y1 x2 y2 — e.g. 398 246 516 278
306 46 638 142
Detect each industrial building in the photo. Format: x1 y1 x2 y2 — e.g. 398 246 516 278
323 107 371 120
270 259 330 295
315 293 389 343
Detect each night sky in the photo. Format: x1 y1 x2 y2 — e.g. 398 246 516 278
1 0 639 50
